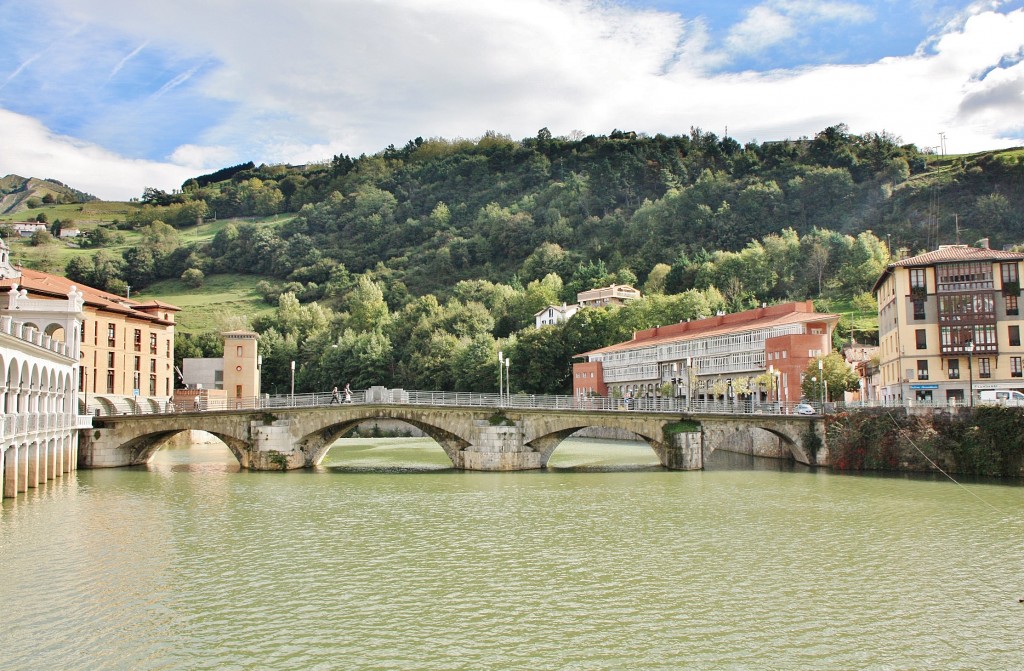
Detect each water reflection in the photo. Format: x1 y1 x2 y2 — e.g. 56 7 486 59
147 434 819 475
3 434 1022 671
704 447 812 473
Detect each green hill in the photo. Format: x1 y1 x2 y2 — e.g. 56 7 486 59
0 174 99 215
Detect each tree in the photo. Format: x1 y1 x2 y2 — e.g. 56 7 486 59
29 229 54 246
141 220 181 256
121 246 156 289
346 275 391 333
801 353 860 402
643 263 671 295
510 325 572 394
181 268 205 288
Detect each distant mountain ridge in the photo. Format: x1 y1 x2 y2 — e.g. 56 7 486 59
0 174 97 215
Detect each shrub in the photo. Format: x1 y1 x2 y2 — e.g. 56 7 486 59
181 268 205 288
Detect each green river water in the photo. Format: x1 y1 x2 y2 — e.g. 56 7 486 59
1 436 1022 670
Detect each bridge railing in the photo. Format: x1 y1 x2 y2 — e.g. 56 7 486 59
100 388 822 418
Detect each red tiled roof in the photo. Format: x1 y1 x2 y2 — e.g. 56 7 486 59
873 245 1024 293
0 267 180 324
890 245 1024 267
579 301 839 357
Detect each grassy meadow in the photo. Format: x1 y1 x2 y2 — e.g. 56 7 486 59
135 273 274 334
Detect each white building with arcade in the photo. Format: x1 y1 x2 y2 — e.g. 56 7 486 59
0 282 87 501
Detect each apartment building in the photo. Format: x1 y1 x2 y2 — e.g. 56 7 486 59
574 301 838 404
872 244 1024 405
535 284 641 328
576 284 641 308
0 239 179 413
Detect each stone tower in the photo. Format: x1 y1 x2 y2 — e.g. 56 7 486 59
221 330 260 407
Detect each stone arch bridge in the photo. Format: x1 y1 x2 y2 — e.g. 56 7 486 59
79 403 826 471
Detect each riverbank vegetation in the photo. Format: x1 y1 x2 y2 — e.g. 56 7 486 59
827 407 1024 478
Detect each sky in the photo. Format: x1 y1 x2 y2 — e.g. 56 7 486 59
1 0 1023 201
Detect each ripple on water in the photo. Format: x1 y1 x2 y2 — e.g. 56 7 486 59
1 438 1021 670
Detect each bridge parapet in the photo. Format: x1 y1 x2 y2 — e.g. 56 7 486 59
78 402 825 472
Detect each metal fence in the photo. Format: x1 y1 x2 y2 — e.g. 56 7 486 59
100 388 824 417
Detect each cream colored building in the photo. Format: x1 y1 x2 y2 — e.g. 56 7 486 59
222 330 261 407
872 244 1024 405
576 284 641 308
0 239 179 414
178 330 261 410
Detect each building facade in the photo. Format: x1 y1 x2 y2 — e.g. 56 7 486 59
0 239 179 414
574 301 838 406
535 284 641 329
1 284 86 500
178 330 261 410
872 244 1024 405
576 284 641 308
534 303 580 328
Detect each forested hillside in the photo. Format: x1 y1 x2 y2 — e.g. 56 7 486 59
26 125 1024 395
0 175 97 214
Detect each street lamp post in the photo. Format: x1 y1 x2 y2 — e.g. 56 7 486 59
686 357 692 411
818 358 825 410
290 360 295 406
498 351 504 406
505 357 511 403
965 340 974 407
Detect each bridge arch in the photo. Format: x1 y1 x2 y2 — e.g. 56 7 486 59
112 428 251 467
296 412 471 467
699 417 814 465
525 425 666 467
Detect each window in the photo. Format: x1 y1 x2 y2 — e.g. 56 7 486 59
1012 357 1022 378
916 329 927 350
237 345 243 357
948 359 960 379
236 385 243 399
150 359 157 373
1011 326 1021 347
910 268 926 288
81 321 86 342
107 323 116 348
1002 262 1018 284
979 357 991 379
917 360 929 380
1008 295 1019 316
913 300 926 320
150 333 158 354
107 352 115 367
149 375 157 396
106 370 115 393
134 356 141 371
79 366 86 392
936 261 993 290
134 329 142 352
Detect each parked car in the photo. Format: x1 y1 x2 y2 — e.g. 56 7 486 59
794 403 815 415
978 390 1024 406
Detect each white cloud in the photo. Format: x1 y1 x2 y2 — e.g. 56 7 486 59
724 0 874 58
725 6 796 55
0 109 200 200
0 1 1021 199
